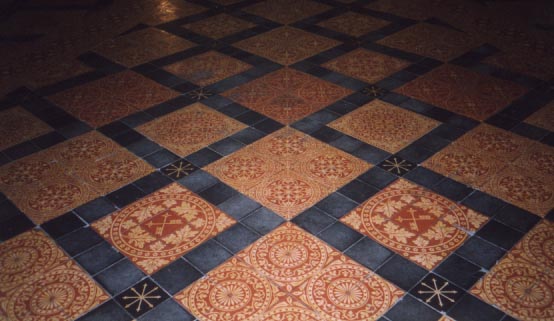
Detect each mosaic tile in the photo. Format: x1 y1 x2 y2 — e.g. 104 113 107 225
341 179 489 269
141 0 207 25
525 101 554 132
234 26 340 66
48 71 180 127
182 14 255 39
396 64 527 121
243 0 330 24
92 183 236 274
137 103 247 157
328 100 439 153
323 48 410 84
317 12 390 37
0 106 52 151
93 27 195 67
223 68 351 124
163 50 252 87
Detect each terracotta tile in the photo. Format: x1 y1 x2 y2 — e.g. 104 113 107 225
0 154 60 194
396 64 527 121
525 101 554 132
259 295 321 321
439 317 455 321
481 164 554 217
243 0 330 24
163 50 252 87
316 12 390 37
513 142 554 177
0 106 52 150
137 103 247 157
93 27 195 67
483 48 554 81
182 14 255 39
234 27 340 66
92 183 236 274
341 179 488 269
223 68 351 124
328 100 439 154
249 127 320 163
26 60 93 89
323 49 410 84
141 0 207 25
48 71 180 127
507 220 554 272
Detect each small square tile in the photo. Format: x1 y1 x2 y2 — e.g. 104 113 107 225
345 237 394 270
449 294 504 321
183 239 233 273
386 294 442 321
378 156 416 176
162 159 198 179
241 207 284 235
476 219 524 250
95 259 146 295
338 179 380 203
198 182 238 205
217 194 261 220
0 106 52 151
151 259 203 295
183 14 255 39
434 254 484 290
317 12 390 37
57 227 104 257
107 184 147 208
76 300 132 321
291 207 336 234
411 273 464 312
315 192 359 219
358 166 398 189
41 212 85 239
318 221 363 251
75 241 124 275
456 236 505 270
214 222 260 253
115 278 169 318
244 0 330 24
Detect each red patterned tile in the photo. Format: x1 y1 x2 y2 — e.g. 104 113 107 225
182 14 255 39
484 49 554 81
317 12 390 37
243 0 330 24
0 106 52 150
513 142 554 177
525 101 554 132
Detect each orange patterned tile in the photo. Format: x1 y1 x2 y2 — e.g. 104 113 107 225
93 27 195 67
525 101 554 132
328 100 439 154
137 103 247 157
234 27 340 66
259 295 321 321
92 183 236 274
323 49 410 84
341 179 488 269
163 51 252 86
317 12 390 37
182 14 255 39
26 60 93 89
0 106 52 150
513 142 554 177
48 71 180 127
250 127 320 163
508 220 554 271
243 0 330 24
223 68 351 124
396 64 527 121
484 49 554 81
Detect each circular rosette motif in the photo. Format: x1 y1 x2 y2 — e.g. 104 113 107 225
0 160 52 186
305 155 355 180
89 159 140 184
263 306 320 321
28 183 83 212
59 137 110 162
267 135 309 157
519 223 554 271
497 175 552 204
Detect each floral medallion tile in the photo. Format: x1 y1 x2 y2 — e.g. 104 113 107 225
258 295 321 321
141 0 207 25
513 142 554 178
163 50 252 87
377 22 481 62
182 14 255 39
243 0 330 24
26 60 93 89
234 27 340 66
525 101 554 132
316 12 390 37
328 100 439 154
93 27 195 67
248 127 320 164
137 103 247 157
395 64 527 121
341 179 488 269
323 49 410 84
92 183 236 274
48 71 180 127
0 106 52 151
223 68 351 124
508 220 554 271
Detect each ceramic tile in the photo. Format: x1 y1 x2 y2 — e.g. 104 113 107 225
243 0 330 24
317 12 390 37
182 14 255 39
323 49 410 84
525 101 554 132
396 64 527 121
484 49 554 81
365 0 437 21
341 179 489 269
513 142 554 177
163 51 252 87
234 27 340 66
223 68 351 124
0 106 52 151
507 220 554 272
93 27 195 67
45 131 120 168
137 103 247 157
328 100 439 153
48 71 180 127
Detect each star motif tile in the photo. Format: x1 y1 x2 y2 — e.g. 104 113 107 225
0 106 52 151
243 0 330 24
162 159 198 179
234 26 340 66
525 101 554 132
395 64 527 121
163 50 252 87
223 68 351 124
341 179 489 269
378 156 415 176
411 274 463 312
323 49 411 84
115 278 169 318
48 71 180 127
137 103 247 157
317 12 390 37
93 27 195 67
182 14 255 39
92 183 236 274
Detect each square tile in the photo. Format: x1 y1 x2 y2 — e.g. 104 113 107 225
92 183 236 274
243 0 330 24
163 51 252 87
223 68 351 124
341 179 489 269
114 278 169 318
234 27 340 66
137 103 247 157
411 273 463 312
93 27 195 67
377 156 416 176
513 141 554 178
395 64 527 121
323 48 411 84
182 14 255 39
525 101 554 132
328 99 439 153
484 49 554 81
0 106 52 151
317 12 390 37
48 71 180 127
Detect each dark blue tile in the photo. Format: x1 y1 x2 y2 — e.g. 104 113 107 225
252 118 284 134
198 182 237 205
448 294 504 321
456 236 505 270
0 214 34 241
126 138 162 157
0 200 24 223
134 171 173 194
315 192 359 219
77 300 132 321
144 149 180 168
185 148 222 167
431 178 473 202
329 135 363 153
344 237 393 271
215 223 260 253
74 197 117 223
378 156 415 176
177 170 219 193
107 184 147 208
217 194 261 220
476 220 524 250
351 143 390 164
114 278 169 318
376 255 427 291
318 221 363 251
338 179 379 203
184 239 233 273
357 167 397 189
75 241 124 275
291 118 325 134
461 191 506 217
292 207 336 235
95 259 146 295
403 166 445 189
138 299 195 321
57 227 104 256
410 273 464 313
492 204 540 233
41 212 85 239
231 127 266 144
311 126 344 143
151 258 203 295
385 294 441 321
162 159 198 180
434 254 484 290
241 207 284 235
209 137 245 155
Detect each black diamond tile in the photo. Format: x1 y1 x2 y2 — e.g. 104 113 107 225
344 237 393 271
241 207 284 235
318 221 363 251
151 258 203 295
455 236 506 270
41 212 85 239
376 255 428 291
75 241 124 275
448 293 505 321
184 239 233 273
162 159 199 180
292 207 336 235
410 273 464 312
115 278 169 318
377 156 415 176
95 259 146 295
434 254 484 290
385 294 441 321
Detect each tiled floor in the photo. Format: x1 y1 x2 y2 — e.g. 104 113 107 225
1 0 554 321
